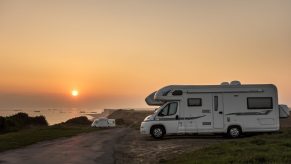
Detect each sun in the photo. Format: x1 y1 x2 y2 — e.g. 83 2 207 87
71 90 79 97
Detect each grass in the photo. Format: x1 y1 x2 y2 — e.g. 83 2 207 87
0 125 97 152
164 129 291 164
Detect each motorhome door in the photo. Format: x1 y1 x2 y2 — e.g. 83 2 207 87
213 94 224 129
156 101 180 134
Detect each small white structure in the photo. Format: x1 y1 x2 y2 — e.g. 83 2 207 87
140 81 289 139
279 105 290 118
91 117 116 128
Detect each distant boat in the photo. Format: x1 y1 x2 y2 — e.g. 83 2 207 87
48 108 58 111
34 110 40 113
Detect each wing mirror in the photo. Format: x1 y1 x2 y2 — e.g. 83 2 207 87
176 115 179 120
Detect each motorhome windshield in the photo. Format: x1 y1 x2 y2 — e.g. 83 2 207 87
158 102 178 116
154 103 167 114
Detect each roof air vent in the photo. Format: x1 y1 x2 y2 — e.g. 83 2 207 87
230 80 241 85
221 82 229 85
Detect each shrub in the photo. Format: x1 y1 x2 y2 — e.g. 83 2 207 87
30 116 48 126
6 113 30 128
64 116 92 125
0 113 48 134
0 117 5 130
115 118 125 125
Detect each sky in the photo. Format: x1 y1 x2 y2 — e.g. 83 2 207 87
0 0 291 109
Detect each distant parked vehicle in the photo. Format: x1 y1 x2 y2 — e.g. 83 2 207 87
91 118 116 128
140 81 290 139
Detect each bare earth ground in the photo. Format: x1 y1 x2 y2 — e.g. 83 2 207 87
0 115 290 164
279 117 291 128
0 128 130 164
0 127 224 164
115 130 224 164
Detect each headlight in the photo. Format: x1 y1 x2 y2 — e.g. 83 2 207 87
144 115 154 122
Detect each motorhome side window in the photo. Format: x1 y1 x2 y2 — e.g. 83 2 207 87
187 98 202 107
158 102 178 116
172 90 183 96
247 97 273 109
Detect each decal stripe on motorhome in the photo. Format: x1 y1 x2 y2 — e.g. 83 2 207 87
158 115 206 121
183 115 206 120
226 110 272 116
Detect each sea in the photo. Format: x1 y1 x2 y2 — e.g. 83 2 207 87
0 108 104 125
0 107 152 125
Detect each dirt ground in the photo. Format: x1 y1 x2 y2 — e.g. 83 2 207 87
279 117 291 128
0 128 131 164
0 127 225 164
115 130 224 164
116 116 291 164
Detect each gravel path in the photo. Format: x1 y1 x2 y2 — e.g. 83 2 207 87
115 130 224 164
0 127 225 164
0 128 130 164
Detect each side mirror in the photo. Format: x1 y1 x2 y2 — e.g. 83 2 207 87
175 115 179 120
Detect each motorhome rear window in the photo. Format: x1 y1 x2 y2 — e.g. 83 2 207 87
188 98 202 107
247 97 273 109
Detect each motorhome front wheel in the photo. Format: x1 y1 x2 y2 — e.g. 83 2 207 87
150 126 165 139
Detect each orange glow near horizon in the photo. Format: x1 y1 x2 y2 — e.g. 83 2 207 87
0 1 291 108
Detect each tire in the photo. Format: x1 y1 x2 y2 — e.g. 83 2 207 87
150 126 165 139
227 126 242 138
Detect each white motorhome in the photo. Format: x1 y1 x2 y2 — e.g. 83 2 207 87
91 118 116 128
140 81 289 139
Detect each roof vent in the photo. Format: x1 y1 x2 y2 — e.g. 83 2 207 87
221 82 229 85
230 80 241 85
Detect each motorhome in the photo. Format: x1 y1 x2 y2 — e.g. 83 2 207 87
91 118 116 128
140 81 289 139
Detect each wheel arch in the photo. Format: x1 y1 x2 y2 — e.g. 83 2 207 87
150 124 166 134
227 124 243 133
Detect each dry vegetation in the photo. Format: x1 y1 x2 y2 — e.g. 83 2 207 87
0 113 96 152
0 113 48 134
108 109 153 129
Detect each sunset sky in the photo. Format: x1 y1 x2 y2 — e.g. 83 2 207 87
0 0 290 109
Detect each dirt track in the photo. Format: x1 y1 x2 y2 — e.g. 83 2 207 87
0 127 225 164
0 128 130 164
115 130 224 164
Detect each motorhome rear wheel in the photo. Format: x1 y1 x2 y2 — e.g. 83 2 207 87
227 126 242 138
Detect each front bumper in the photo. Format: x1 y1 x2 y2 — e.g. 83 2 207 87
140 121 151 135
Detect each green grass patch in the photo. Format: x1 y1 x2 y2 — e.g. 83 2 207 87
164 129 291 164
0 125 97 152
